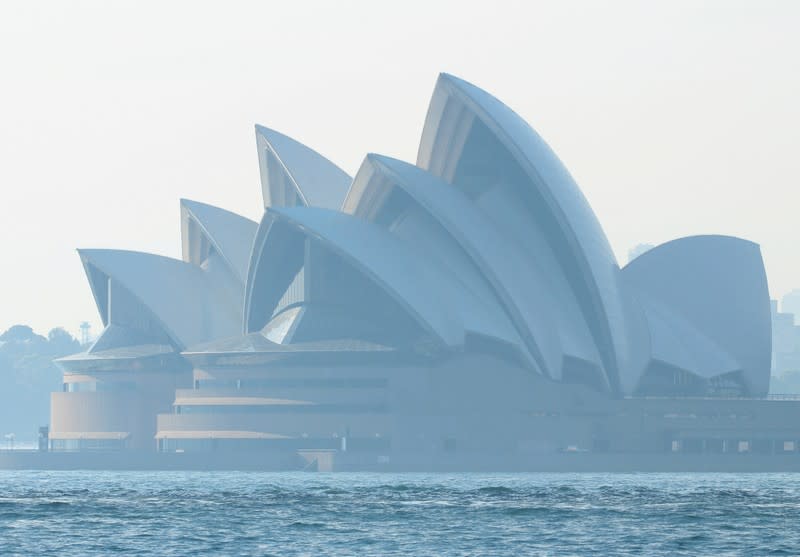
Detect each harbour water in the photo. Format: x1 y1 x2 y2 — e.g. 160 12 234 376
1 471 799 556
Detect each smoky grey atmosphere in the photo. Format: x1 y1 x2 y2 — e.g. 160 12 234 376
1 69 798 473
2 3 800 556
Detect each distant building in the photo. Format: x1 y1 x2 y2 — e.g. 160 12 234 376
783 290 800 326
48 74 796 468
772 298 800 376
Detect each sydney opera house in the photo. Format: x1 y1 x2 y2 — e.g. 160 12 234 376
47 74 800 470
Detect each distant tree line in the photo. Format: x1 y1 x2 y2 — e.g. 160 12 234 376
0 325 82 443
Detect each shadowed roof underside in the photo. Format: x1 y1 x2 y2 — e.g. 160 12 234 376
180 199 258 283
245 206 526 361
79 249 242 350
416 73 640 389
623 235 771 395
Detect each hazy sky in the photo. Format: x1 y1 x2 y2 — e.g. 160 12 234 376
1 0 798 338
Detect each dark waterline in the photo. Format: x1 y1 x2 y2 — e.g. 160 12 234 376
1 471 799 556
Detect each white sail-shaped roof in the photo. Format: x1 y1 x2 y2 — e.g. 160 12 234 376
622 235 772 395
245 206 526 360
640 298 741 379
180 199 258 284
255 125 351 210
79 249 241 350
416 73 641 390
64 73 774 400
343 154 604 380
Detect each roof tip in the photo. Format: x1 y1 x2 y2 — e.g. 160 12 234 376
365 153 405 171
437 73 484 96
180 198 209 209
439 72 464 83
76 248 109 262
255 125 295 146
255 124 281 137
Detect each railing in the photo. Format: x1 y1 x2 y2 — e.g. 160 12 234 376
626 394 800 401
766 394 800 400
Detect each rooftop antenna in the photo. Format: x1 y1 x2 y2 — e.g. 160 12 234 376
79 321 91 346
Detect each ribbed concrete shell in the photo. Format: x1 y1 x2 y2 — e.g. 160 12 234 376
180 199 258 284
243 206 525 359
343 154 603 381
622 235 772 396
416 73 643 392
255 125 351 210
79 249 241 350
639 299 740 379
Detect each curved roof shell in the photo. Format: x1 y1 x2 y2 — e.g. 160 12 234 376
244 206 526 360
79 249 242 350
343 154 606 380
255 125 351 210
622 235 771 395
416 73 640 390
180 199 258 284
639 298 741 380
65 74 773 400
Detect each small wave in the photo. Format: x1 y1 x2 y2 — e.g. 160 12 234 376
288 520 327 530
474 486 515 496
502 505 576 517
1 472 798 556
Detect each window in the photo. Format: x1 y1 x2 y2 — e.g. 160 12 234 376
738 441 750 453
64 381 136 393
175 403 386 415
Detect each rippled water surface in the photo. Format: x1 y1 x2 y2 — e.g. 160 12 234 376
1 471 799 556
